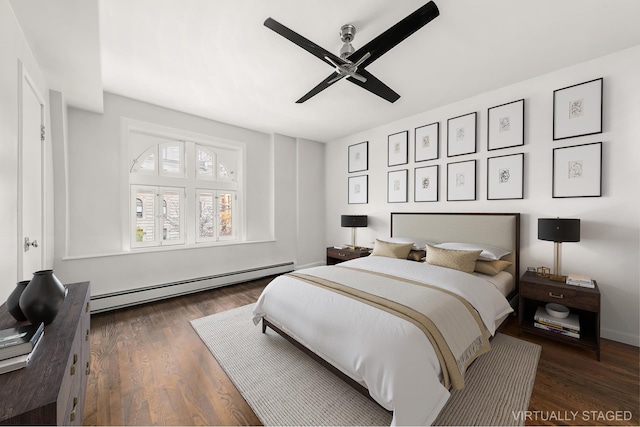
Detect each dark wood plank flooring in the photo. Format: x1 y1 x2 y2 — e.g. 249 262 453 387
83 276 639 426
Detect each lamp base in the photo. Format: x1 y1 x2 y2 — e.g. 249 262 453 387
549 274 566 282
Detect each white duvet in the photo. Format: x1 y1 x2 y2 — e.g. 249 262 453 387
252 256 513 426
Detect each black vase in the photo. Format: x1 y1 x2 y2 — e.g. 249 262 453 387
6 280 30 321
19 270 67 325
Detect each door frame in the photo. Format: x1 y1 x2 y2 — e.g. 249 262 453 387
17 60 46 281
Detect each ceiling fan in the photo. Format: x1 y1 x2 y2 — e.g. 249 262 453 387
264 1 439 103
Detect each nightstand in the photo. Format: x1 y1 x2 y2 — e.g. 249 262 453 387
326 247 371 265
519 270 600 360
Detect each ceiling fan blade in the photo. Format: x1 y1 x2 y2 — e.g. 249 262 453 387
351 1 439 68
296 72 343 103
264 17 345 68
347 69 400 103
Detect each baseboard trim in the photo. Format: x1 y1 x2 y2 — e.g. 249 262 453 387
90 262 293 313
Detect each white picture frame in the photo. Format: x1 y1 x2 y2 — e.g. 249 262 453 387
553 142 602 198
447 112 477 157
487 153 524 200
348 141 368 173
414 165 439 202
447 160 476 201
387 169 408 203
553 78 603 140
488 99 525 151
414 122 439 162
388 131 408 166
348 175 368 204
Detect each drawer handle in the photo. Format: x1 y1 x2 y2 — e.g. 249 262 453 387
338 252 346 257
86 361 91 375
70 353 78 376
549 292 564 299
70 396 78 422
86 329 90 341
86 301 90 313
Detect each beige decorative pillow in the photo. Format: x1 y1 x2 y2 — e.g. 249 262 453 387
371 239 414 259
474 259 512 275
425 244 482 274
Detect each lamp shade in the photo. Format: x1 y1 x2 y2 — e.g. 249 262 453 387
538 218 580 242
341 215 368 228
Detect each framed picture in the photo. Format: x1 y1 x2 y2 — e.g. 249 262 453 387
348 175 368 204
414 122 439 162
488 99 524 151
388 131 408 166
447 160 476 201
553 142 602 198
487 153 524 200
414 165 439 202
348 141 368 173
387 169 408 203
553 78 603 140
447 112 477 157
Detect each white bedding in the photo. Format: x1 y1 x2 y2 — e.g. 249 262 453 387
252 256 513 426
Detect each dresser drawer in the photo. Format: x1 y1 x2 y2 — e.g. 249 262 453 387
521 281 599 311
327 248 362 261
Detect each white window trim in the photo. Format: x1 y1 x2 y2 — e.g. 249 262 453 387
121 118 246 252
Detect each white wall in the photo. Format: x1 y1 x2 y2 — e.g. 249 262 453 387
0 1 54 303
325 45 640 346
52 93 326 303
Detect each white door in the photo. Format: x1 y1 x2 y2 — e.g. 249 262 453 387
19 66 45 281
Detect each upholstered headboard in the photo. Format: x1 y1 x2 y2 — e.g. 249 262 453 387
390 212 520 298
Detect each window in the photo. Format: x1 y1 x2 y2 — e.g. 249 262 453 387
128 129 242 249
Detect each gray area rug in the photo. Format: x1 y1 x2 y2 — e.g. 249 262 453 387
191 304 540 426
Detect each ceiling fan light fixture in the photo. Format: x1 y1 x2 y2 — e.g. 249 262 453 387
340 42 355 59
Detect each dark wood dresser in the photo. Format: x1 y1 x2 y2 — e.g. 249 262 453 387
0 281 90 425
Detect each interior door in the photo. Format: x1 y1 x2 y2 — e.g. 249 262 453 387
19 65 45 280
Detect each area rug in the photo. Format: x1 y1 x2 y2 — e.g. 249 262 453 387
191 304 540 426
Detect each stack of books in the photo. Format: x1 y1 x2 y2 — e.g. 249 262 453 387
0 322 44 374
566 274 594 288
534 306 580 339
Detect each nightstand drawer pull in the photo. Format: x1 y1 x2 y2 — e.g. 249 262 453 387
337 252 346 257
549 292 564 299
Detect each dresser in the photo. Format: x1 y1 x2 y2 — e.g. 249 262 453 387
0 281 91 425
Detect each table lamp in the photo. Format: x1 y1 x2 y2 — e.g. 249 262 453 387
538 217 580 282
341 215 368 249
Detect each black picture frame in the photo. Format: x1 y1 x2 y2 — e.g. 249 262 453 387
414 165 439 202
347 175 368 204
348 141 368 173
387 169 408 203
552 142 602 198
414 122 439 162
447 159 476 201
487 99 525 151
553 78 603 141
487 153 524 200
388 131 409 166
447 112 477 157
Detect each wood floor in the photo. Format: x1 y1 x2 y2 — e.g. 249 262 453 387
83 276 639 426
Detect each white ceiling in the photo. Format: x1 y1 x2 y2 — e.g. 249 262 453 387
10 0 640 142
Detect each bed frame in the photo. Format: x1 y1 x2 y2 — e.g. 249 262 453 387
262 212 520 405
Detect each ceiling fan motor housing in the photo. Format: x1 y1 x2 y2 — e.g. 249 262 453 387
340 24 356 58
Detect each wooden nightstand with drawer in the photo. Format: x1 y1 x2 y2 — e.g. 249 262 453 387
519 271 600 360
326 247 371 265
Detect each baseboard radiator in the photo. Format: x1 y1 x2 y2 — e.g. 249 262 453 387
90 262 294 314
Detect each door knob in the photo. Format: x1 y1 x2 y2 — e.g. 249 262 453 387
24 237 39 252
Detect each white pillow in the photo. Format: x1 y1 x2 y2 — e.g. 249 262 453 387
378 237 437 250
435 242 511 261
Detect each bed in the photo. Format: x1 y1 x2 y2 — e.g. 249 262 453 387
252 212 520 426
